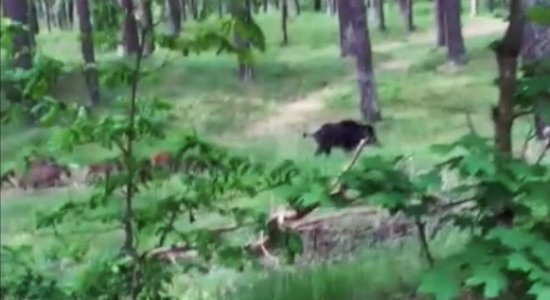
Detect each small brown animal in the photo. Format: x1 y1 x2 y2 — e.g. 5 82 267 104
19 163 72 189
85 159 123 183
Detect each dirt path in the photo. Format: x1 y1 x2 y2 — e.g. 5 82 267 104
244 17 507 137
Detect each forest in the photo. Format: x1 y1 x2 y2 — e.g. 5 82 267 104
0 0 549 299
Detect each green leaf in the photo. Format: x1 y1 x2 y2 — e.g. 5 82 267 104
526 6 550 26
465 263 507 298
507 252 538 272
486 228 536 251
528 282 550 300
418 265 461 300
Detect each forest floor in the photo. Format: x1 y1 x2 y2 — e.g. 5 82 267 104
1 6 548 300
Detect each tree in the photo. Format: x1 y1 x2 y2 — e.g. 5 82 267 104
29 1 40 35
442 0 467 66
493 0 524 154
470 0 480 16
293 0 300 15
229 0 255 82
337 0 353 57
139 0 155 55
3 0 34 70
167 0 182 36
348 0 381 122
313 0 322 12
434 0 446 47
372 0 387 32
281 0 289 45
121 0 140 55
521 0 550 140
398 0 415 32
76 0 100 106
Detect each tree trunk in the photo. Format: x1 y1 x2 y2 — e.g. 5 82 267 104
67 0 74 29
121 0 140 55
281 0 289 45
337 0 353 57
470 0 479 16
293 0 300 15
486 0 496 12
76 0 100 106
179 0 187 20
521 0 550 140
349 0 381 123
372 0 386 32
229 0 254 82
443 0 467 66
263 0 268 13
29 1 40 35
435 0 446 46
44 0 52 31
398 0 415 32
313 0 322 12
493 0 524 154
167 0 182 36
140 0 155 55
3 0 34 70
189 0 198 19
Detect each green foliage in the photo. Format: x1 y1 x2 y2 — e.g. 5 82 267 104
526 6 550 26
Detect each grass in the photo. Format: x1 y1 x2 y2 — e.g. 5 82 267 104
1 2 546 299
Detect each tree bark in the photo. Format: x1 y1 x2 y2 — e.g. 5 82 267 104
372 0 386 32
67 0 75 29
435 0 446 47
263 0 268 13
229 0 254 82
293 0 301 15
349 0 381 122
398 0 415 32
337 0 353 57
121 0 140 55
493 0 524 154
521 0 550 140
140 0 155 55
443 0 467 65
44 0 52 31
470 0 479 16
313 0 322 12
180 0 187 20
29 1 40 35
167 0 182 36
76 0 100 106
189 0 198 19
281 0 289 45
3 0 34 70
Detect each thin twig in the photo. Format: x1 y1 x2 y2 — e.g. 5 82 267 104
535 139 549 164
415 218 434 267
520 126 536 160
465 111 477 134
330 138 369 194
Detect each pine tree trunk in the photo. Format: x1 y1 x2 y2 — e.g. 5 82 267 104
229 0 254 82
3 0 34 70
141 0 155 55
76 0 100 105
443 0 467 66
294 0 301 15
493 0 524 154
337 0 353 57
435 0 446 47
121 0 140 55
313 0 321 12
398 0 415 32
521 0 550 140
167 0 182 36
281 0 289 45
349 0 381 122
372 0 386 32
